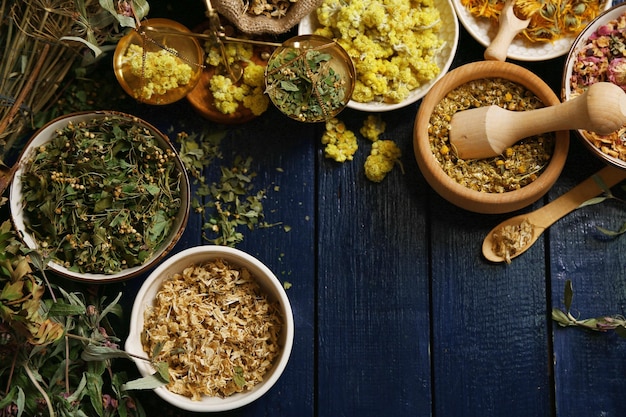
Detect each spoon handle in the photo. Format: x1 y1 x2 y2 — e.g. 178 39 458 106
530 165 626 229
484 0 530 61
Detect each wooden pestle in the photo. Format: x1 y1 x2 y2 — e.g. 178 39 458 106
449 82 626 160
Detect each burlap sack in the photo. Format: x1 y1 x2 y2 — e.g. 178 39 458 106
212 0 323 35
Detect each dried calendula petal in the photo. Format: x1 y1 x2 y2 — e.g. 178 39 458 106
142 259 283 399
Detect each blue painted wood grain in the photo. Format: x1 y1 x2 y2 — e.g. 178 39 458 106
19 0 626 415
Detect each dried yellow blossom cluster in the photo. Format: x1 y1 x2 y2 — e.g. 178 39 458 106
361 115 402 182
205 42 254 67
364 140 402 183
122 44 194 100
360 113 387 141
322 114 402 182
142 259 283 399
209 63 270 115
314 0 445 103
322 118 359 162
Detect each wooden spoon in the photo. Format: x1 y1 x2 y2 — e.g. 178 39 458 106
450 82 626 160
484 0 530 61
482 165 626 263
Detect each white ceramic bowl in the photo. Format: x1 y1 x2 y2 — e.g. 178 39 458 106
562 1 626 170
125 245 294 413
453 0 612 61
298 0 459 112
9 111 190 282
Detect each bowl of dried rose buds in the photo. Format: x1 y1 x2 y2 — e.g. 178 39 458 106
413 60 570 214
125 245 294 412
9 111 190 282
563 1 626 170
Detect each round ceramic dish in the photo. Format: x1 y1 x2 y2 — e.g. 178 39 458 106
562 1 626 170
453 0 612 61
413 61 570 214
125 245 294 413
298 0 459 112
9 111 190 282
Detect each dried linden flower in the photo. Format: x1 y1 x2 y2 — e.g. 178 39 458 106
142 259 283 399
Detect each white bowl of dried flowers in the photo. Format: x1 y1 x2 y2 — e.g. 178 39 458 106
562 1 626 170
298 0 459 112
9 111 190 282
125 245 294 412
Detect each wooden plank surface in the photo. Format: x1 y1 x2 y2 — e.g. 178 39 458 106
316 106 432 416
6 1 626 416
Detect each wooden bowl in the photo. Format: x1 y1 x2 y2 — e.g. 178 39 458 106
414 61 570 214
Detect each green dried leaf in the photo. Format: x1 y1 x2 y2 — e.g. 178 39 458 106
564 279 574 312
81 344 132 361
122 373 168 391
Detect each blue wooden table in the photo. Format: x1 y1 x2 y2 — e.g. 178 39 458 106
13 0 626 415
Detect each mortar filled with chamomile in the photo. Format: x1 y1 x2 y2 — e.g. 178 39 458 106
414 61 569 214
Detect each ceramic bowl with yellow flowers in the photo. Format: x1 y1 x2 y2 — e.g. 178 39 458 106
9 111 190 282
453 0 612 61
298 0 459 112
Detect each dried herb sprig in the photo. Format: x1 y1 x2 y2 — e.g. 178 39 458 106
199 155 268 247
552 279 626 338
20 115 183 274
176 130 275 247
578 174 626 237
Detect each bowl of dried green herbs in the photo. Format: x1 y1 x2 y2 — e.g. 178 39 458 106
413 60 570 214
264 34 356 122
9 111 190 282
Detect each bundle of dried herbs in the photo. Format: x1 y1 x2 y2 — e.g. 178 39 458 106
19 115 183 274
0 0 149 163
0 216 148 416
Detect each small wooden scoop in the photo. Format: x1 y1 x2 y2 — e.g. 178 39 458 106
482 165 626 263
484 0 530 61
450 82 626 160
